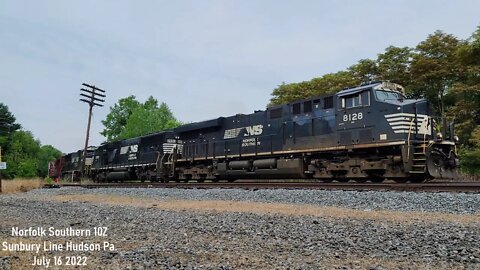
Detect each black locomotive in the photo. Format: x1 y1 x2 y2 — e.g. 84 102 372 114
51 82 459 183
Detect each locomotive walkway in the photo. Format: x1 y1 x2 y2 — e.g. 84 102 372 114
58 181 480 193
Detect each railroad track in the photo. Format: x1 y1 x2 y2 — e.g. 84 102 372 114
56 181 480 193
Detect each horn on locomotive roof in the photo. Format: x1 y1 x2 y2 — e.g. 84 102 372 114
375 82 405 94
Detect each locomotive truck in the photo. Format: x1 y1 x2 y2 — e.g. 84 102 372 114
52 82 459 183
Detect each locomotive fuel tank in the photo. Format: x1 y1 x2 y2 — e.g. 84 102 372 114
253 158 277 169
106 171 133 181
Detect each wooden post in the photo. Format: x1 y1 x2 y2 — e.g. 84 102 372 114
81 104 93 178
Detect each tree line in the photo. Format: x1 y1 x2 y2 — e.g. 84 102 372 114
269 26 480 175
0 103 62 179
100 95 181 142
0 94 180 179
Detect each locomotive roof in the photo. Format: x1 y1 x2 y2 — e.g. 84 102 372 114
180 82 405 128
98 130 175 146
338 81 405 96
175 117 224 133
266 82 378 110
337 82 383 97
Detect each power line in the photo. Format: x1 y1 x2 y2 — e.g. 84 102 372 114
79 83 106 178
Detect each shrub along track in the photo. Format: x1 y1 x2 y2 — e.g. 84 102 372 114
57 181 480 193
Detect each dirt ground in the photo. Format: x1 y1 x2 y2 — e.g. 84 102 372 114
51 194 480 225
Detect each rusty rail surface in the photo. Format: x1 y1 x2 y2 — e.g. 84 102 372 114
56 181 480 193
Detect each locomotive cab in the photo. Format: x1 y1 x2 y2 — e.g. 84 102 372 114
336 82 430 143
336 82 458 180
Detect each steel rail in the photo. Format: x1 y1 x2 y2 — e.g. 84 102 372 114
55 181 480 193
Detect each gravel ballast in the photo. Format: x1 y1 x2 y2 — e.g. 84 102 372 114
0 187 479 269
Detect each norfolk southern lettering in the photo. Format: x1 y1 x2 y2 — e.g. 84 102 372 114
12 227 91 237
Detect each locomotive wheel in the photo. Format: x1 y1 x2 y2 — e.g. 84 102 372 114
321 179 333 183
337 178 349 183
354 179 367 183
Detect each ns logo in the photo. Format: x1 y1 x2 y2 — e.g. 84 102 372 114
245 125 263 136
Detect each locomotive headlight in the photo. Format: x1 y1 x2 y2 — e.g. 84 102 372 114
453 135 459 143
436 132 443 141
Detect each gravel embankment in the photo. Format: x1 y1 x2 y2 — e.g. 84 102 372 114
45 187 480 214
0 187 479 269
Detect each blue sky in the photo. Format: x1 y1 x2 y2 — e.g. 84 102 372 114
1 0 479 152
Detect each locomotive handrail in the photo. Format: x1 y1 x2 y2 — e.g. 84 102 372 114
423 128 428 154
406 117 415 161
414 102 419 136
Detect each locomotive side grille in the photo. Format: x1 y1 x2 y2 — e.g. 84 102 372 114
385 113 430 135
224 128 243 139
163 143 184 154
339 131 352 145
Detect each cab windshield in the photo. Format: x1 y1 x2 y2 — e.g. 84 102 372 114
375 90 405 101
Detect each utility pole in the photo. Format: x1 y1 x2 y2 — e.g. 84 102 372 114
80 83 106 178
0 146 2 185
0 146 2 192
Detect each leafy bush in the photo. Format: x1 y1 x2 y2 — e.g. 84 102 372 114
44 176 54 185
460 148 480 175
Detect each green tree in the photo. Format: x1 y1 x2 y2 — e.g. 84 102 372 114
0 103 22 178
3 130 41 178
102 96 181 141
309 71 359 96
100 95 141 141
460 124 480 175
0 102 62 178
36 145 62 177
410 31 463 116
270 81 313 105
450 25 480 174
0 103 21 151
118 97 181 139
270 71 358 105
0 103 21 132
450 26 480 146
348 59 378 83
377 46 413 88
